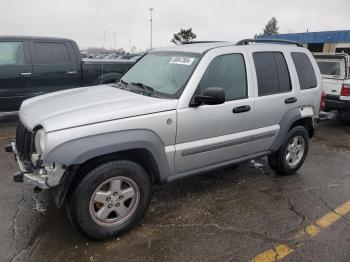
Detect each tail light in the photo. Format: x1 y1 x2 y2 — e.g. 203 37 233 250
341 84 350 96
320 90 326 112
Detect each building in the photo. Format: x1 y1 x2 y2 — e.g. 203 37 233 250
257 30 350 54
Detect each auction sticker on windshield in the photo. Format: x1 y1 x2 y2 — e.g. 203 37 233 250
169 56 195 65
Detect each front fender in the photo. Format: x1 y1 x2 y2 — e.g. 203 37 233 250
45 129 171 182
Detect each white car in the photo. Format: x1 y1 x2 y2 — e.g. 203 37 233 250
314 53 350 121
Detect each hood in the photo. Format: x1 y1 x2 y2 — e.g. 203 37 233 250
19 85 178 132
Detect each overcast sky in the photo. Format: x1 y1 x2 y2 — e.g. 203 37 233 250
1 0 349 51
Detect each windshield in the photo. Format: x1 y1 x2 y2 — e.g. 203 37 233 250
317 59 346 78
120 51 201 98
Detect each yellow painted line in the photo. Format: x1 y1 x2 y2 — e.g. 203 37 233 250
252 200 350 262
335 200 350 215
252 244 294 262
304 224 320 237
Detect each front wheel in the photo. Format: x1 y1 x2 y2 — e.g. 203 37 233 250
65 160 152 240
268 126 309 176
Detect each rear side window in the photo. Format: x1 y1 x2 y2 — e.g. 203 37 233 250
0 42 25 65
199 54 247 101
291 52 317 89
253 52 291 96
35 42 71 64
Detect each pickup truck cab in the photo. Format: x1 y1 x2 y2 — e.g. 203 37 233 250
0 36 134 111
314 53 350 121
7 39 322 240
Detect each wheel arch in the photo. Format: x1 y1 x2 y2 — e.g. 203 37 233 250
270 108 314 152
49 129 170 207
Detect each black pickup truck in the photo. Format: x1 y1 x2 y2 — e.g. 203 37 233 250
0 36 135 111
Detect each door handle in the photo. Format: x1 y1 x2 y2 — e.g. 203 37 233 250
285 97 297 104
232 105 251 113
20 72 32 77
67 70 77 74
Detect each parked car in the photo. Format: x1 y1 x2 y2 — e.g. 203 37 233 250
6 39 322 240
314 53 350 121
0 36 135 111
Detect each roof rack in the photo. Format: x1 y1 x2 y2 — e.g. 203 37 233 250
236 38 303 47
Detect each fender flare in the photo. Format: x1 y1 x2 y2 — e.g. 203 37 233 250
270 108 302 152
45 129 171 181
48 129 171 207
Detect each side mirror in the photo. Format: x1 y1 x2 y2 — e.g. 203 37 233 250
192 87 225 106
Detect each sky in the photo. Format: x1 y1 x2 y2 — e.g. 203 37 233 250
1 0 349 51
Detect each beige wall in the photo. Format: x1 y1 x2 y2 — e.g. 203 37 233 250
323 43 336 53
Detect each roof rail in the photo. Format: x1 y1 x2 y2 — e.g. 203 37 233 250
236 38 303 47
182 41 225 45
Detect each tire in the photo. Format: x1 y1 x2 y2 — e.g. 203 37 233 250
339 109 350 123
268 126 309 176
65 160 152 240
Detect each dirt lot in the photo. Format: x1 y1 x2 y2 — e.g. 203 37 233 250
1 113 350 262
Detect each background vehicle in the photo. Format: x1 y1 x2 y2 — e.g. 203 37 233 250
314 53 350 121
0 36 135 111
7 39 322 240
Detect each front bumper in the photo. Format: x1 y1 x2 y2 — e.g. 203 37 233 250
8 141 66 189
325 95 350 111
8 142 50 189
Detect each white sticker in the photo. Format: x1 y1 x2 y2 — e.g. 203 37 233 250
169 56 195 65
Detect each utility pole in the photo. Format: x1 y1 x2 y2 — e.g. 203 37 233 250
149 8 154 50
103 30 106 51
113 32 116 51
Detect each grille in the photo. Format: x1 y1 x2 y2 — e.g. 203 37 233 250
15 121 34 163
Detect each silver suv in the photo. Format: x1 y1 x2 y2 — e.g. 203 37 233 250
6 39 322 239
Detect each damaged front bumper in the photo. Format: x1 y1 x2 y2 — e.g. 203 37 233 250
6 142 65 189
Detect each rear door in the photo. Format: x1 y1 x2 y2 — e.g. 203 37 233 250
0 40 33 111
29 40 81 95
249 47 298 151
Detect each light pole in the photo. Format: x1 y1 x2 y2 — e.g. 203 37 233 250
113 32 116 51
149 8 154 50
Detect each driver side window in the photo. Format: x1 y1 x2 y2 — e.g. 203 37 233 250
199 54 247 101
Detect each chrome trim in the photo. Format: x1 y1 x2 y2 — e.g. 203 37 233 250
20 72 32 76
182 131 276 156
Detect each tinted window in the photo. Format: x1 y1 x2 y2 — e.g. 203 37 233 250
0 42 25 65
253 52 291 96
291 52 317 89
199 54 247 101
35 42 70 64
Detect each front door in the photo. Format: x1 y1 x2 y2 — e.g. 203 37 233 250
175 52 255 174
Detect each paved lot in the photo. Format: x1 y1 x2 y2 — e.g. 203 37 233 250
1 113 350 262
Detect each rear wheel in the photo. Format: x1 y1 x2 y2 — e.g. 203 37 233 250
268 126 309 176
65 160 152 240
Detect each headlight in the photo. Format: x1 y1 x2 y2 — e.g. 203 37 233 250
34 129 46 155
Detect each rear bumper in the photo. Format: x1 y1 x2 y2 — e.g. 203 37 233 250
325 95 350 111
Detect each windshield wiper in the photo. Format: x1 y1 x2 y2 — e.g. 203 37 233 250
130 82 154 95
120 79 129 85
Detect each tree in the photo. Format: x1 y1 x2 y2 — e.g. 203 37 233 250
171 28 197 45
263 17 279 35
